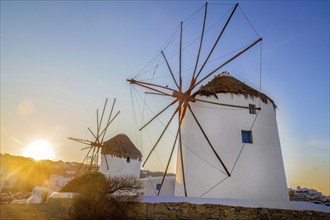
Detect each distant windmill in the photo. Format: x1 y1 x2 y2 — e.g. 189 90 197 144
68 98 120 174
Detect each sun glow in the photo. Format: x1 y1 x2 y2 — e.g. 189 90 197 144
22 139 55 160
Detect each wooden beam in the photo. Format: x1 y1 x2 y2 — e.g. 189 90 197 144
187 104 231 177
142 105 181 167
191 2 208 87
194 3 239 83
161 51 180 90
194 98 261 110
139 99 178 131
193 37 262 90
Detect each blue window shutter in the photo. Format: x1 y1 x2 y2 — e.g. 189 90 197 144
242 130 253 143
156 183 161 190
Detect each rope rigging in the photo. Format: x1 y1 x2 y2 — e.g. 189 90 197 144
133 5 234 81
134 38 256 85
130 85 181 194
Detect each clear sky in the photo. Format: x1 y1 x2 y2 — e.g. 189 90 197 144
1 1 329 195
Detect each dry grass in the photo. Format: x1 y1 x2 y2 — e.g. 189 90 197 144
68 175 143 220
0 204 47 220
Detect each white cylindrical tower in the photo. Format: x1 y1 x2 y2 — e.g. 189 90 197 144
99 134 142 178
175 72 288 202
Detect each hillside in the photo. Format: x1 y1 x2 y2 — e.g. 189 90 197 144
0 154 171 192
0 153 82 192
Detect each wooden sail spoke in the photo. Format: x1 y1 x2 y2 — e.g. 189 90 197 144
98 111 120 140
96 109 99 136
103 153 109 170
77 146 93 174
73 140 92 146
68 137 93 145
158 126 180 196
180 103 189 121
193 3 239 83
88 128 97 140
89 147 97 171
128 79 176 93
193 37 262 90
95 147 101 169
179 21 183 91
128 80 173 97
194 98 261 110
190 2 208 88
178 104 188 196
161 51 180 90
142 105 181 167
145 92 173 98
101 98 117 143
97 98 108 137
158 104 188 196
139 100 178 131
187 104 231 177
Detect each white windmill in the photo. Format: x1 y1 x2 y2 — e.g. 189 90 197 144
99 133 142 178
128 2 288 202
175 71 288 201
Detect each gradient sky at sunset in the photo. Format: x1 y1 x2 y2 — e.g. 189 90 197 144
1 1 329 194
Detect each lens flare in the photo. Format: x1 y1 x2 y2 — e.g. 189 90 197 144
22 139 55 160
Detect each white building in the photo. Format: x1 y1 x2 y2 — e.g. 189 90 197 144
142 176 175 196
99 134 176 196
27 187 48 204
175 72 289 202
27 175 73 204
48 175 73 192
100 134 142 178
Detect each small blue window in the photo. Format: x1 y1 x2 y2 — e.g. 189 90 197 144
156 183 161 190
242 130 253 144
126 157 130 163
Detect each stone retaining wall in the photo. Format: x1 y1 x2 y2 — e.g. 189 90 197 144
47 198 330 219
131 202 329 219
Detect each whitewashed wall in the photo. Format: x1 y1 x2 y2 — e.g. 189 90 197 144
142 176 175 196
175 93 288 202
26 187 48 204
48 175 72 191
99 155 141 178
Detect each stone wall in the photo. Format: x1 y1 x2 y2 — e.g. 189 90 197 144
47 198 330 220
128 202 330 220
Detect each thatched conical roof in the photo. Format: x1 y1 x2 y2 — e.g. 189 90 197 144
193 72 276 107
102 134 142 161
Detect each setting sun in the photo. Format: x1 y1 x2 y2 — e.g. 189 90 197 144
22 139 55 160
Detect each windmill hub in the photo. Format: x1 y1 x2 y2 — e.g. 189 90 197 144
91 142 102 148
172 90 195 104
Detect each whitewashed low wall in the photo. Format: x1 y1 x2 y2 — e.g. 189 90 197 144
142 176 175 196
26 187 48 204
